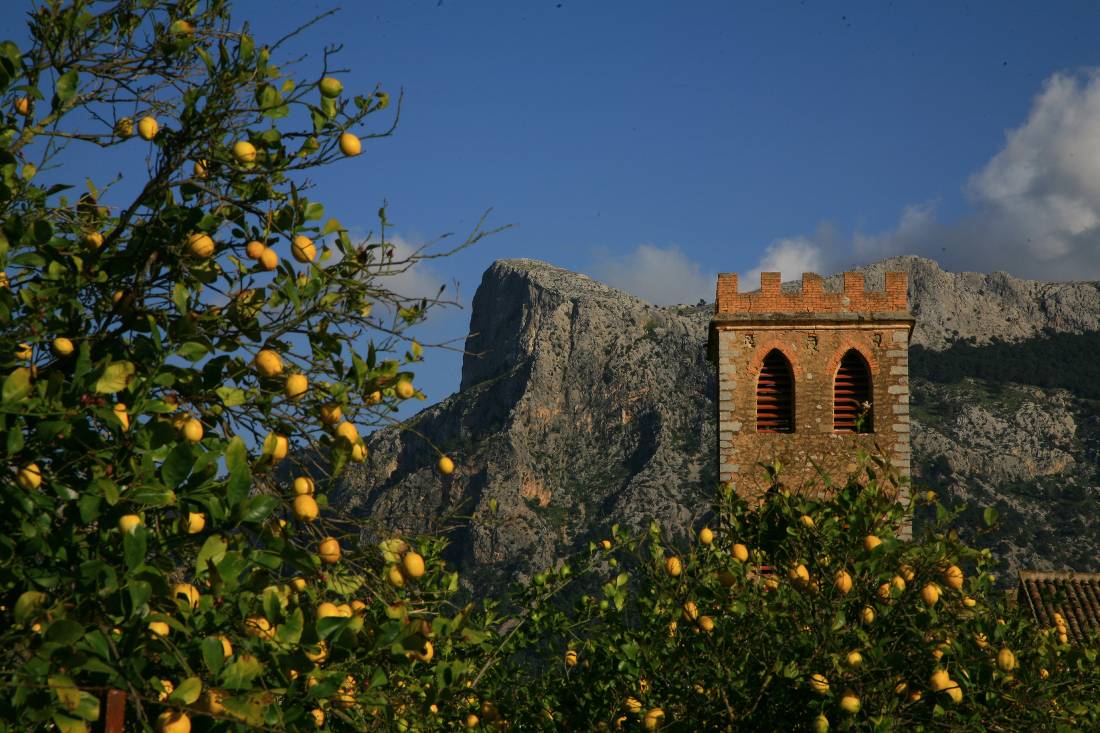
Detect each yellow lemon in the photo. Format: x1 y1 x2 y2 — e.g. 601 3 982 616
186 512 205 534
732 543 749 562
316 602 342 619
113 403 130 431
394 378 415 399
350 440 367 462
217 635 232 658
291 235 316 263
148 620 170 637
800 515 815 528
181 417 203 443
285 373 308 401
438 455 455 475
339 132 361 156
863 535 882 552
997 647 1017 672
309 708 324 728
943 565 964 591
402 551 426 579
318 537 341 564
411 640 434 662
186 232 214 258
15 97 30 115
15 343 33 360
52 337 75 356
17 463 43 490
899 564 916 582
945 685 963 705
845 650 863 668
305 640 328 664
643 709 664 730
258 247 278 271
813 713 829 733
465 713 479 729
839 691 860 714
293 476 315 495
387 564 405 588
698 615 715 632
244 616 273 639
808 673 829 695
293 494 320 522
334 421 359 445
698 526 714 545
565 650 578 667
138 116 158 140
921 583 941 607
665 556 682 577
172 583 200 609
861 606 875 625
290 577 308 592
319 77 343 97
264 433 288 462
254 349 283 377
834 569 853 594
929 668 951 692
193 159 208 178
624 697 643 714
682 600 699 621
789 563 810 585
366 389 382 404
84 231 104 248
232 140 256 164
320 403 343 425
156 710 190 733
245 240 266 259
118 514 142 533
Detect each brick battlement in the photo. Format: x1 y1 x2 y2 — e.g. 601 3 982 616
715 271 908 315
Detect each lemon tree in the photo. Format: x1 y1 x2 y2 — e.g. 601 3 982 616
0 1 502 730
482 456 1100 731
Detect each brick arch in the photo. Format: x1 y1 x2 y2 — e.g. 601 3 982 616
824 340 878 380
745 338 806 383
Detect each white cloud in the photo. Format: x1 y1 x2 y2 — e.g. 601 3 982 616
590 243 717 304
743 236 826 290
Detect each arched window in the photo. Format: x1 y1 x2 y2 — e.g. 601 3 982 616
756 349 794 433
834 349 873 433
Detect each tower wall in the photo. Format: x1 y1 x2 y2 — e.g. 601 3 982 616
710 271 914 515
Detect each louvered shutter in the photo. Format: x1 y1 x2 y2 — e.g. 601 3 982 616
756 350 793 433
834 350 872 433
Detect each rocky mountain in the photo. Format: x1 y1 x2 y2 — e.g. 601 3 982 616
334 256 1100 590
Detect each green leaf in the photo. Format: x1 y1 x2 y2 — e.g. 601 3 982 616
54 69 78 104
225 436 251 506
215 386 247 406
176 341 209 361
93 361 135 394
202 635 226 674
6 421 24 454
195 535 228 575
276 607 303 645
127 580 151 612
123 526 146 570
161 442 194 488
237 495 278 524
173 282 189 315
222 654 264 690
45 619 84 645
303 201 324 221
321 217 343 235
2 367 32 402
169 676 202 705
983 506 999 527
125 486 176 506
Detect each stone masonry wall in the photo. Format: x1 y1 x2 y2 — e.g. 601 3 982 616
712 272 913 519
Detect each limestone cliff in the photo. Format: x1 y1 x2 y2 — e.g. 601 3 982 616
334 256 1100 589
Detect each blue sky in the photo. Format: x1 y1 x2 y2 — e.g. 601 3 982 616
14 1 1100 410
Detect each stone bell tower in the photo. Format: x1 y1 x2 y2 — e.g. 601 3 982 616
708 270 914 504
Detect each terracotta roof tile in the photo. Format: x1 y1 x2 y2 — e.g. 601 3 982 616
1017 571 1100 644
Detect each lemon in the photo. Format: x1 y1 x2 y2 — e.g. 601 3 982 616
665 556 682 577
291 234 316 263
113 403 130 431
148 620 170 637
997 647 1017 672
84 231 104 248
860 606 875 625
929 668 951 692
438 455 455 475
254 349 283 377
293 494 320 522
293 476 315 495
118 514 142 533
350 440 368 462
138 116 158 140
320 403 342 425
186 512 206 534
834 569 853 594
800 514 815 528
698 526 714 545
156 710 190 733
863 535 882 552
319 537 341 564
15 97 30 115
285 373 308 401
244 616 273 639
402 551 426 579
339 132 361 156
52 337 75 356
17 463 43 490
732 543 749 562
259 247 278 270
394 378 415 399
564 650 578 667
839 691 860 714
921 582 941 606
232 140 256 164
813 714 829 733
172 583 200 609
309 708 324 728
15 343 33 360
186 232 215 258
643 708 664 730
809 673 829 695
387 564 405 588
943 564 964 591
244 240 265 259
217 635 232 658
319 77 343 97
181 417 203 443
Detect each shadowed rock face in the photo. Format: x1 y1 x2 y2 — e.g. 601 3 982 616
334 256 1100 590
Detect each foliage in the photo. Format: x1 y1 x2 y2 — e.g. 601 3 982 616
0 1 501 730
910 330 1100 399
481 456 1100 731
